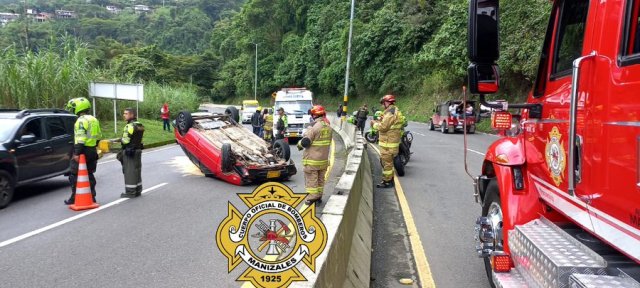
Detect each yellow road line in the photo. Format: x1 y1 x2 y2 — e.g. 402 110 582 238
370 143 436 287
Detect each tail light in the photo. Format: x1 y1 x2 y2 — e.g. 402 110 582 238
491 252 512 272
491 111 512 130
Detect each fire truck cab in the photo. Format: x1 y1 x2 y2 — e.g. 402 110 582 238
468 0 640 287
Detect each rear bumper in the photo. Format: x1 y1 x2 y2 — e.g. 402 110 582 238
243 162 297 183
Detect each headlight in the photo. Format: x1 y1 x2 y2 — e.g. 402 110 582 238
505 123 522 137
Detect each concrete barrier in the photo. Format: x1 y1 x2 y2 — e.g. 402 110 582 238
293 116 372 288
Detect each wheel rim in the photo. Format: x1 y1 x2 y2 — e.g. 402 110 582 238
177 114 186 131
274 145 283 158
487 202 504 252
0 176 10 204
406 132 413 142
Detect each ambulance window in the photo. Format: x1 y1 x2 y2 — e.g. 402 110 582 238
622 0 640 61
552 0 589 77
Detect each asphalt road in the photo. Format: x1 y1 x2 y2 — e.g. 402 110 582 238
394 122 497 288
0 127 311 287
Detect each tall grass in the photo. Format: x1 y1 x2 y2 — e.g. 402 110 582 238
0 42 200 122
0 43 96 109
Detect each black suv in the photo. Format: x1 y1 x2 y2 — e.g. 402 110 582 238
0 109 77 209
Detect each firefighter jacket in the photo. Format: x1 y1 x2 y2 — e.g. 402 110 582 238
301 118 332 170
73 114 102 155
121 119 145 150
263 114 274 130
373 105 404 149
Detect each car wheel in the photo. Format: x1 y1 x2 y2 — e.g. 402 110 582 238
441 121 448 134
225 106 240 123
176 111 193 136
273 139 291 161
393 154 405 177
0 170 15 209
482 180 503 288
429 120 435 131
468 125 476 134
221 143 234 173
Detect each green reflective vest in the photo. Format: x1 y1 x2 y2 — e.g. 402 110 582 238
74 115 102 147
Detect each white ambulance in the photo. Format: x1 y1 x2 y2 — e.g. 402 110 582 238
273 88 314 140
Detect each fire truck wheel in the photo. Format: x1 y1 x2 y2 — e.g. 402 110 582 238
481 180 503 288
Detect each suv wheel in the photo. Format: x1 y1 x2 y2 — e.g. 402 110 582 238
0 170 15 209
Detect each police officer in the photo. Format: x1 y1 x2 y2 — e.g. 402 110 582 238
371 95 404 188
65 97 102 204
276 107 288 140
119 108 145 198
297 105 332 205
262 108 273 143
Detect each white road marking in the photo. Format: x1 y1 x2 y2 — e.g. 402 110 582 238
467 148 486 156
0 182 168 248
413 132 426 136
98 145 177 165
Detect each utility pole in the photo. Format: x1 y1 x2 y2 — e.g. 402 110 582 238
24 0 29 51
342 0 355 121
254 43 258 101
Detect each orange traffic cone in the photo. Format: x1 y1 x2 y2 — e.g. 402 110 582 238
69 154 99 211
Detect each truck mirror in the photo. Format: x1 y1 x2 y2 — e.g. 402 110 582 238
468 0 499 63
468 63 499 94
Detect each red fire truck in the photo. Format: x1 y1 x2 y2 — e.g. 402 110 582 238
468 0 640 287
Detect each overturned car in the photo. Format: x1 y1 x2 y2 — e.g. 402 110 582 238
174 107 296 185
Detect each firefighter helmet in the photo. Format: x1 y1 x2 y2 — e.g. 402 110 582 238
310 105 326 117
66 97 91 115
379 94 396 104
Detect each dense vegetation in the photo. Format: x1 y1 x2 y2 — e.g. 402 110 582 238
0 0 552 121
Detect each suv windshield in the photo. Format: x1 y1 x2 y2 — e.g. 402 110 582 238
276 100 313 115
0 119 20 142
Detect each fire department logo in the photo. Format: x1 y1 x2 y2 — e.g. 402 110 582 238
216 182 327 288
545 127 566 186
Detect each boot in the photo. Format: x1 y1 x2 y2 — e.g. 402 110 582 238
376 180 394 188
305 193 323 205
64 197 74 205
120 192 137 198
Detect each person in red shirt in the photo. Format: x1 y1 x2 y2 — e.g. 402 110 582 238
161 103 170 131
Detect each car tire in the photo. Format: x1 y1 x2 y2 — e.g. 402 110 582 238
429 120 435 131
441 121 448 134
176 111 193 136
221 143 234 173
468 125 476 134
273 139 291 161
225 106 240 123
0 170 15 209
482 180 503 288
394 154 405 177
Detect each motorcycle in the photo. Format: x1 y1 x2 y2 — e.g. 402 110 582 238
365 111 383 143
394 130 413 176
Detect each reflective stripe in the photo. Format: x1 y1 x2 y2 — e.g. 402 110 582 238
311 140 331 146
306 187 319 193
383 170 394 176
379 141 400 148
390 124 404 130
303 159 329 166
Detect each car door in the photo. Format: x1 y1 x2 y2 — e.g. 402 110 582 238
45 116 74 174
13 117 49 181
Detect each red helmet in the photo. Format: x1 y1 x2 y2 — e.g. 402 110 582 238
380 94 396 104
310 105 326 117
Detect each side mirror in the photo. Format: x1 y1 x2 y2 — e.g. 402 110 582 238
19 134 37 144
468 0 499 63
468 63 500 94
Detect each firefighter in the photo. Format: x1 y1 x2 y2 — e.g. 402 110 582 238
297 105 332 205
262 108 273 143
64 97 102 205
276 107 288 140
118 108 145 198
371 94 403 188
